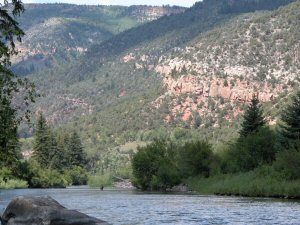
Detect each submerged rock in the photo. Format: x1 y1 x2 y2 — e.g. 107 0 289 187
0 196 109 225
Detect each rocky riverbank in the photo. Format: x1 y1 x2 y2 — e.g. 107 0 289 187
0 196 109 225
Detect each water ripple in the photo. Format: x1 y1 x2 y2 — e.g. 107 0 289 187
1 188 300 224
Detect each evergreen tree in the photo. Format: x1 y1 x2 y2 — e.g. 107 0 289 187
47 130 63 170
280 91 300 142
0 96 19 169
239 94 265 137
55 132 72 169
33 113 52 167
181 65 188 75
193 111 202 128
0 1 37 172
69 131 86 167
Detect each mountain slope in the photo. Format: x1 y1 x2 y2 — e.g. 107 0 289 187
13 4 185 75
152 0 300 127
22 0 299 171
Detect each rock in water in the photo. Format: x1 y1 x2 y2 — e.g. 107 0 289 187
0 196 109 225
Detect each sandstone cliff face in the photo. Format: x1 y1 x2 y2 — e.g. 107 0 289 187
159 71 282 103
141 7 299 127
151 58 293 126
129 6 186 22
122 49 290 127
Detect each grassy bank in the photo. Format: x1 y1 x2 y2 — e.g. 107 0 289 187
187 172 300 198
0 179 28 189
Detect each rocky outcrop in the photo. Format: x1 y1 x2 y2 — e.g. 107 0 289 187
0 196 109 225
129 6 186 22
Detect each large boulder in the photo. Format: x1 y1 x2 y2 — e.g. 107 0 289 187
0 196 109 225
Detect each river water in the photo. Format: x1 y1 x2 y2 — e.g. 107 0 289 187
1 187 300 225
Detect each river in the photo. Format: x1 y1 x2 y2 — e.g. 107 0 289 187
1 187 300 224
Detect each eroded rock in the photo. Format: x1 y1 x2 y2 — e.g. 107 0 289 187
1 196 109 225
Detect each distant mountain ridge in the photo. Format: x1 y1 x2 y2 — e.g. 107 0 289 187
12 3 185 75
62 0 294 84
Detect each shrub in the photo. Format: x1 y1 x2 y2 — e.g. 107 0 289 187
273 142 300 180
179 141 214 178
0 167 14 180
132 140 180 191
30 169 69 188
88 173 113 187
64 166 88 185
223 127 277 173
24 160 69 188
0 179 28 189
0 167 28 189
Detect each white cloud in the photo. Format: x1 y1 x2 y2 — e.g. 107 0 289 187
21 0 198 7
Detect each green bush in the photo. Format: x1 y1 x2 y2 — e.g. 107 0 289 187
132 140 180 191
222 127 277 173
88 173 113 187
273 142 300 180
64 166 88 185
30 169 69 188
0 167 28 189
24 160 69 188
0 179 28 189
179 141 214 178
115 165 133 180
0 167 14 180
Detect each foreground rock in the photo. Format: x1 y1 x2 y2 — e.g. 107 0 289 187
0 196 109 225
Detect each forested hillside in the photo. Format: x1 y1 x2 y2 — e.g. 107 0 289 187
21 0 299 175
12 4 185 75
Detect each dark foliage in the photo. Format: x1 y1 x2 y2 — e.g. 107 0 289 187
239 94 265 137
280 91 300 143
132 140 214 190
0 0 37 174
223 127 277 173
33 113 87 171
219 0 294 14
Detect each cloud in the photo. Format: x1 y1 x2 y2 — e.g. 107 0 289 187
21 0 198 7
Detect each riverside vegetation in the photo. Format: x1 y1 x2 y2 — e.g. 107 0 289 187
1 113 88 188
132 93 300 198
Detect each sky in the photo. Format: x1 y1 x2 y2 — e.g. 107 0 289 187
21 0 199 7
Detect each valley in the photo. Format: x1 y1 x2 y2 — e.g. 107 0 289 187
2 0 300 199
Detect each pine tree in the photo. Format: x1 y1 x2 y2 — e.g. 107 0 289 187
68 131 86 167
54 132 71 169
0 96 19 169
47 130 63 170
0 1 37 172
33 113 52 167
280 91 300 141
239 94 265 137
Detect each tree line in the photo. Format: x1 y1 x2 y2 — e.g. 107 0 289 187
33 113 86 171
132 92 300 193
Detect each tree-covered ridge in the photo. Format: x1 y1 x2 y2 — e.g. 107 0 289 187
19 0 299 176
27 0 297 113
83 0 294 62
12 3 185 75
132 91 300 196
148 0 300 131
159 0 300 83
